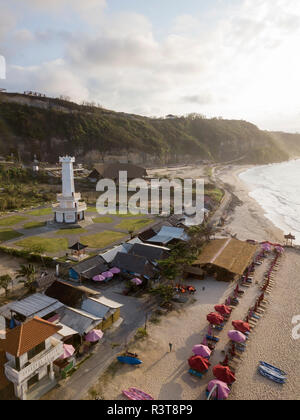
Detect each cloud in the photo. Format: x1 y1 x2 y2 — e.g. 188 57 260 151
6 60 89 101
2 0 300 131
22 0 107 25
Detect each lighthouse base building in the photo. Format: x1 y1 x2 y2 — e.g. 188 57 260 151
53 156 87 224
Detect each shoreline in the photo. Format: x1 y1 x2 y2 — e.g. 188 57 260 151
215 164 285 244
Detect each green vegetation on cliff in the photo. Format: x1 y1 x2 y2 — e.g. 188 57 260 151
0 93 290 165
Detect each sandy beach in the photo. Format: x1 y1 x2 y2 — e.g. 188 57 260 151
85 164 300 401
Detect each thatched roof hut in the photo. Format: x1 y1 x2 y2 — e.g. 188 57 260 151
192 238 258 277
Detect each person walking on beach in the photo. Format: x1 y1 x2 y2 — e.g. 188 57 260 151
169 343 173 352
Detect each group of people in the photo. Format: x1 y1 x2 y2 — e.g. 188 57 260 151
174 284 196 294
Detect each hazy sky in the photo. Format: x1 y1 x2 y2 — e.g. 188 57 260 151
1 0 300 132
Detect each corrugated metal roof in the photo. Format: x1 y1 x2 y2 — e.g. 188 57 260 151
147 235 174 244
59 307 102 335
158 226 188 239
9 293 64 318
55 322 79 337
100 244 128 263
81 299 110 319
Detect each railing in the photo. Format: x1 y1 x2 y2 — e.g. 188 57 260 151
5 339 63 384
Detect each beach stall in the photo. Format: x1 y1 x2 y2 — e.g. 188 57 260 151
187 238 258 282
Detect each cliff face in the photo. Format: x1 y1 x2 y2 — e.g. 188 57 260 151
0 92 290 165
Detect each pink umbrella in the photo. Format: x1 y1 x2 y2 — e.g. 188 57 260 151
228 330 246 343
131 277 142 285
92 274 106 282
60 344 75 359
101 271 114 278
275 246 284 254
207 380 231 400
261 243 272 252
192 344 211 358
110 267 121 274
85 329 104 342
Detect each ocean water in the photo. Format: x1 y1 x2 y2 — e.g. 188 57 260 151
239 159 300 244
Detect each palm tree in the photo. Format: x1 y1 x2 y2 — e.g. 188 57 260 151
16 264 36 293
0 274 13 296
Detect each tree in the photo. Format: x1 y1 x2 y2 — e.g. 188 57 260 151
0 274 13 296
16 264 36 293
149 284 175 305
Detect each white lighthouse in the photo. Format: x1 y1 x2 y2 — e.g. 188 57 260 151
52 156 87 224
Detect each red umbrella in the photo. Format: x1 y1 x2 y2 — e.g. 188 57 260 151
213 364 236 384
232 320 250 334
188 355 211 373
207 313 224 325
214 305 231 316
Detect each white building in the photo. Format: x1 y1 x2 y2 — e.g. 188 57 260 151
1 317 63 400
52 156 87 224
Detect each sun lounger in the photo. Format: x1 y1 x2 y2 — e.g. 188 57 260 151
206 334 219 342
189 369 203 378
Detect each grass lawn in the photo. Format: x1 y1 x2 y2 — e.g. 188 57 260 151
87 206 144 218
27 208 53 216
115 218 153 232
0 216 28 226
23 221 46 230
0 229 23 242
80 231 126 249
56 228 87 235
93 216 114 224
86 206 97 213
15 236 69 253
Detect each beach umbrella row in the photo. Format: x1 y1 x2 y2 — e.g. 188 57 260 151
92 268 122 282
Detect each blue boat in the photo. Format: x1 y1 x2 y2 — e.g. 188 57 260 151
259 361 287 377
258 367 285 384
117 356 142 365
